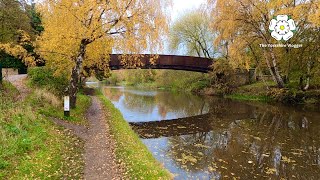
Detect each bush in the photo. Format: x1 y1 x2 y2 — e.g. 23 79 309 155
28 67 68 96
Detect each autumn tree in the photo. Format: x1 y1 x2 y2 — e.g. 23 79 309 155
169 8 215 58
0 0 33 43
208 0 319 88
0 0 43 84
0 30 36 86
37 0 170 108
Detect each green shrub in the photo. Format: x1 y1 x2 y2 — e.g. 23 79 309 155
106 73 119 85
28 67 68 95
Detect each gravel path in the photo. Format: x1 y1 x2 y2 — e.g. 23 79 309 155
8 75 123 179
6 74 30 100
52 97 124 180
83 96 123 180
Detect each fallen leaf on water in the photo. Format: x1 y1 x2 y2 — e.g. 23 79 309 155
281 156 296 163
194 144 210 149
208 166 216 172
265 167 276 175
254 137 261 141
177 126 187 129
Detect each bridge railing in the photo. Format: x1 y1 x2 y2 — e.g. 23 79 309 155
109 54 213 72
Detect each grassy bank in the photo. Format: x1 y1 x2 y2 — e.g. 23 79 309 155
97 91 173 179
28 66 91 125
225 81 320 104
0 81 84 179
225 93 271 102
106 69 210 92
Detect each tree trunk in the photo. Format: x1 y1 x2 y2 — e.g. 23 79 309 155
270 50 284 88
303 60 311 91
69 40 88 108
265 48 285 88
0 62 2 89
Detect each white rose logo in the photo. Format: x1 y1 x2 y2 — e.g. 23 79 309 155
269 15 296 41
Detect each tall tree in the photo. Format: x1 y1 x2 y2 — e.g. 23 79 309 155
208 0 319 88
169 8 215 58
37 0 171 108
0 0 32 43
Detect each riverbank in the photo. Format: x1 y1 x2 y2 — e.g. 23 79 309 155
97 91 173 179
222 81 320 104
107 69 320 105
106 69 210 92
0 80 84 179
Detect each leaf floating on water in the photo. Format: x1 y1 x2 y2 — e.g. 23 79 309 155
208 166 216 172
144 133 154 138
248 160 253 164
250 135 261 141
181 153 198 164
281 156 296 163
177 126 187 129
262 153 270 157
194 144 210 149
254 137 261 141
291 152 302 156
197 152 204 156
265 167 276 175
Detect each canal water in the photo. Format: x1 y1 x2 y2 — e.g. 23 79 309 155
103 86 320 179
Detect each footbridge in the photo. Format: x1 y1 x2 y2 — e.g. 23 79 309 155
109 54 213 73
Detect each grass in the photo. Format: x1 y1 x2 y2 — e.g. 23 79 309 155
0 81 84 179
236 81 276 94
224 81 275 102
108 69 211 92
35 91 91 125
225 93 271 102
97 91 173 179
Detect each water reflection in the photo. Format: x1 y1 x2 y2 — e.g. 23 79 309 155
103 87 320 179
103 86 209 122
141 98 320 179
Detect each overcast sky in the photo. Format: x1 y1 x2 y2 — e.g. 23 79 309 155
171 0 207 22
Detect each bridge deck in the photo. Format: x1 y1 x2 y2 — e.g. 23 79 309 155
109 54 213 73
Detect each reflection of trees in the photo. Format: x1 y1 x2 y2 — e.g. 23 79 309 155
165 99 320 179
123 92 156 114
155 91 209 118
106 87 210 119
103 87 122 101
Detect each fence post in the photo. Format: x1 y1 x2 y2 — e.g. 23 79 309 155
64 96 70 117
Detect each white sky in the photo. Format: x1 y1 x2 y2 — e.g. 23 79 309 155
171 0 207 22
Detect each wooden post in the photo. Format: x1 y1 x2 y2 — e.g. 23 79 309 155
64 96 70 117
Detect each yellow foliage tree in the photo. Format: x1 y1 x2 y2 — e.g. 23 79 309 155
37 0 171 108
0 30 36 66
208 0 319 88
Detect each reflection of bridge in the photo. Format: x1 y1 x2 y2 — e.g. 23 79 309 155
130 112 255 139
109 54 213 73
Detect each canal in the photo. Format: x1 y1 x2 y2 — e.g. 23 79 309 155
102 86 320 179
